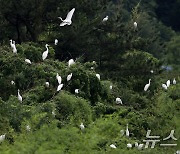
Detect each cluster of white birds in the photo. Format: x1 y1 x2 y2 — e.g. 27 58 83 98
110 124 144 150
144 78 177 92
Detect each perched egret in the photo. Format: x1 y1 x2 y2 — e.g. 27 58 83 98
91 67 94 70
11 80 15 85
18 89 22 102
56 73 62 85
45 82 50 88
137 144 144 150
120 129 124 136
96 74 100 80
92 61 96 64
126 124 130 137
12 41 17 54
144 79 151 91
102 16 108 22
173 78 176 85
110 144 117 149
79 123 85 130
10 39 14 48
75 89 79 94
67 73 73 81
25 59 32 64
55 39 58 45
0 134 5 142
58 8 75 26
57 84 63 92
110 85 113 90
127 143 132 148
166 80 170 87
52 110 56 116
26 125 31 131
68 59 75 67
116 97 123 105
150 70 154 73
42 44 49 60
162 84 168 90
134 22 137 29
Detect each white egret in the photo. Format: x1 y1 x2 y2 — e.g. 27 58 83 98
162 84 167 90
110 85 113 90
18 89 22 102
0 134 5 142
110 144 117 149
26 125 31 131
137 144 144 150
166 80 170 87
56 73 62 85
173 78 176 85
57 84 63 92
126 124 130 137
58 8 75 26
116 97 123 105
91 67 94 70
96 74 100 80
102 16 108 22
10 39 14 48
25 59 32 64
68 59 75 67
52 110 56 116
150 70 154 73
120 129 124 136
42 44 49 60
67 73 73 81
11 80 15 85
45 82 50 88
12 41 17 54
55 39 58 45
127 143 132 148
79 123 85 130
134 22 137 29
92 61 96 64
75 89 79 94
144 79 151 91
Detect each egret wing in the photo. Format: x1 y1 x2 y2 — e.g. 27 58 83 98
66 8 75 20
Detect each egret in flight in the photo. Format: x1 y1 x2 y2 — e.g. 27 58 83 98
144 79 151 91
42 44 49 60
58 8 75 26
